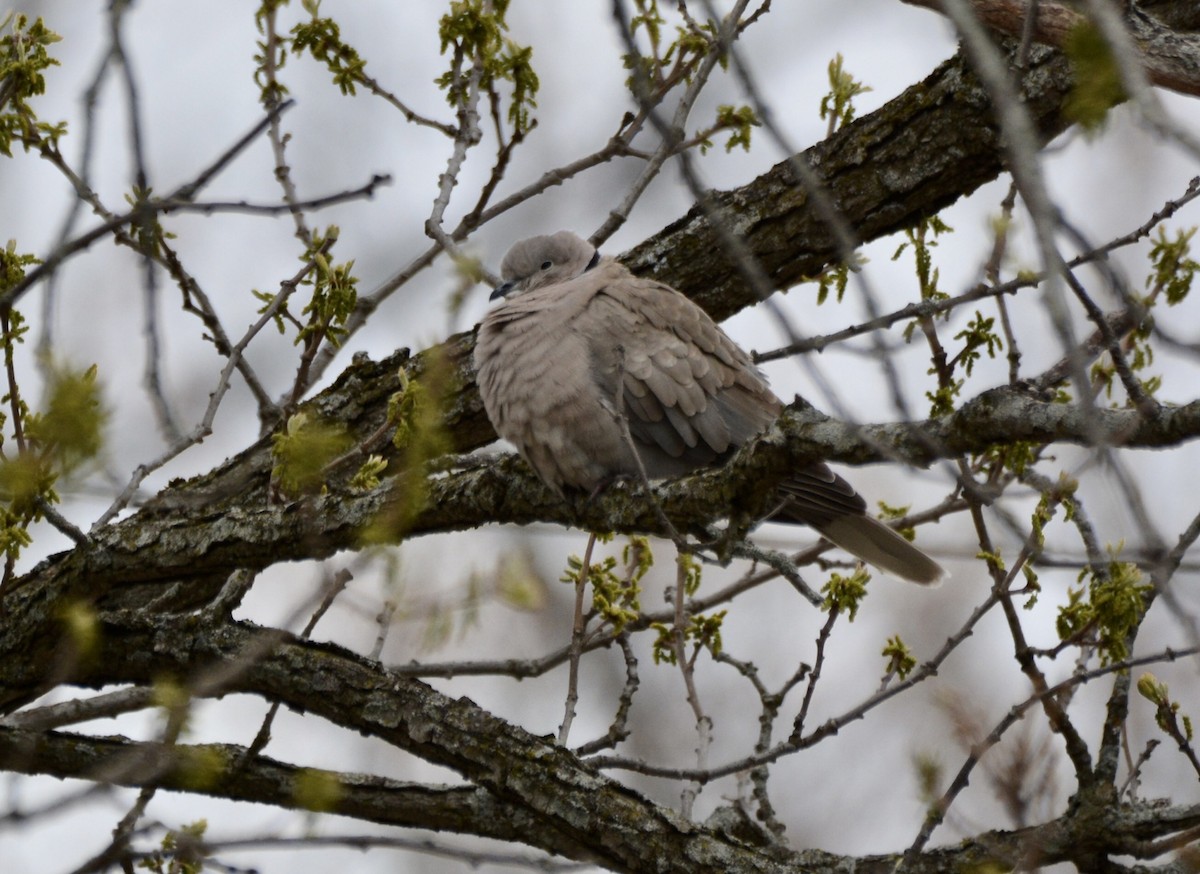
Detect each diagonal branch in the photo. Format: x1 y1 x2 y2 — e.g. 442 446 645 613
5 619 1199 873
901 0 1200 98
1 381 1197 705
0 726 597 863
619 41 1075 321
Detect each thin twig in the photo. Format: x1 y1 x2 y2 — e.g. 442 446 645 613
558 533 596 746
92 236 337 528
672 549 711 819
243 568 353 761
0 686 156 731
573 632 639 756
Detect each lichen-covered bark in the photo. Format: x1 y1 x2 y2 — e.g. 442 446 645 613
623 44 1075 321
4 616 1198 873
903 0 1200 98
3 385 1198 709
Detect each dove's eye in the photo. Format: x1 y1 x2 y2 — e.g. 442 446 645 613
540 260 553 270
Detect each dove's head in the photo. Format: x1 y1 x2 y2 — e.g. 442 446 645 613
491 231 600 299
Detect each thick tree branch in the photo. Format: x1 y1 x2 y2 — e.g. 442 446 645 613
5 620 1198 873
902 0 1200 98
621 43 1074 320
0 727 598 863
67 617 800 874
1 385 1196 704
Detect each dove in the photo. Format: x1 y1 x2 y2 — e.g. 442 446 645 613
473 231 945 585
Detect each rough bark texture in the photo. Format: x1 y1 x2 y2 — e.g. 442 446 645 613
625 45 1075 320
4 617 1199 873
903 0 1200 97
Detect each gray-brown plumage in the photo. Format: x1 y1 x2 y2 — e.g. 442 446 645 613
474 231 945 585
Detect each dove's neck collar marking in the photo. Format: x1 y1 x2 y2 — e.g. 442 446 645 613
584 249 601 273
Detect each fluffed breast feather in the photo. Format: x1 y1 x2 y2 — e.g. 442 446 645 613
474 232 947 585
577 272 779 477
